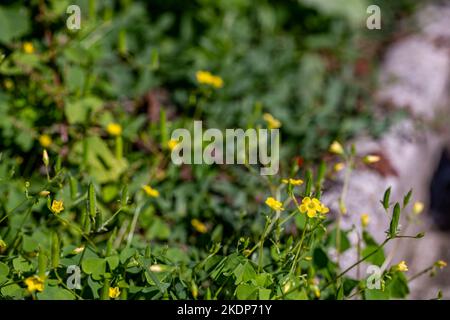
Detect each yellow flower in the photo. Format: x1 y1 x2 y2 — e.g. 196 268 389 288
51 200 64 214
106 123 122 136
4 79 13 90
39 135 52 148
363 155 380 164
23 42 34 54
265 197 284 211
42 149 49 167
436 260 447 269
329 141 344 155
149 264 164 272
334 162 345 172
39 190 50 197
72 246 85 254
109 286 121 299
0 239 7 253
313 286 321 299
281 178 304 186
413 201 424 215
360 213 370 228
195 70 223 88
25 275 44 293
167 139 179 151
299 197 328 218
142 185 159 198
263 113 282 129
396 261 408 272
191 219 207 233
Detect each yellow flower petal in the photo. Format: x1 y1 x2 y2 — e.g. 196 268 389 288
413 201 424 215
307 209 317 218
265 197 284 211
363 155 380 164
329 141 344 155
436 260 447 269
142 185 159 198
196 70 223 88
39 135 52 148
109 286 121 299
299 204 307 214
334 162 345 172
25 275 44 293
263 113 281 129
167 139 179 151
23 42 34 54
106 123 122 136
396 261 408 272
51 200 64 214
191 219 207 233
360 213 370 228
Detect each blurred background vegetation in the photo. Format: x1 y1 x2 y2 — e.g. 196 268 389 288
0 0 419 299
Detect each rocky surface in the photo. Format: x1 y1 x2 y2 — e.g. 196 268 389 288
323 2 450 299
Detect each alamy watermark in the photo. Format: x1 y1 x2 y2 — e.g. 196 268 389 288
170 121 279 175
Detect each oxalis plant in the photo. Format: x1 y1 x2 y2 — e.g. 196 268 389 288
0 141 446 300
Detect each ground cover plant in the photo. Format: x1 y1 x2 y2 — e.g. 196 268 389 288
0 0 446 300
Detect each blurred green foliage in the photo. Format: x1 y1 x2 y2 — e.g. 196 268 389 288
0 0 422 300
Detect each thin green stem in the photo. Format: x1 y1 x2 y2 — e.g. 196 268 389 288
322 238 390 290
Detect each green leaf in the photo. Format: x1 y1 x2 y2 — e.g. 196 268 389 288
71 136 128 183
0 262 9 283
65 96 102 124
36 286 75 300
362 245 385 266
387 272 409 298
258 288 271 300
327 229 351 253
12 257 33 273
0 5 30 44
82 257 106 279
1 283 24 299
313 247 329 269
235 283 258 300
364 288 390 300
233 261 256 285
106 255 120 271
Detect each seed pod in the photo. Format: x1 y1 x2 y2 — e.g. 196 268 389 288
120 287 128 300
51 232 60 269
145 245 151 258
106 228 116 256
88 183 96 219
121 184 128 207
95 210 103 232
42 150 49 167
382 187 391 210
115 136 123 160
69 176 78 200
118 29 127 56
304 170 313 197
38 248 47 279
191 281 198 299
54 155 62 173
403 189 413 208
80 205 87 229
101 278 110 300
160 110 168 147
389 202 401 238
